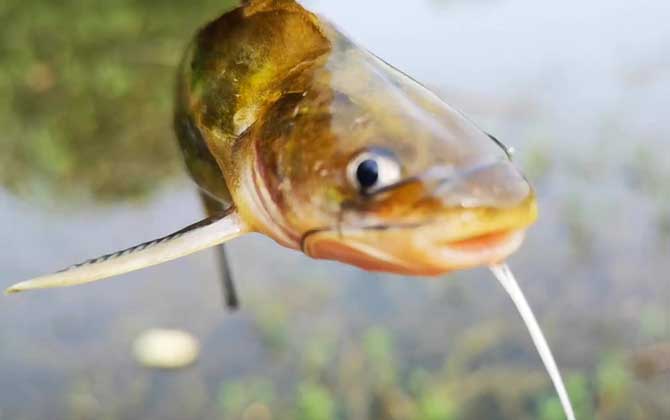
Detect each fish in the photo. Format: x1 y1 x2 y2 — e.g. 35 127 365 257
7 2 579 418
6 0 537 294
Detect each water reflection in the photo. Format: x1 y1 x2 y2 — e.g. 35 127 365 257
1 0 669 419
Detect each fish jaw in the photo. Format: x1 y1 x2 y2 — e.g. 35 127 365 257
302 197 538 276
304 230 527 276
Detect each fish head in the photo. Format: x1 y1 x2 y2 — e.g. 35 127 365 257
237 23 537 276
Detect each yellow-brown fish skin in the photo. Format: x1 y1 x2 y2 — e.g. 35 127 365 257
175 0 538 275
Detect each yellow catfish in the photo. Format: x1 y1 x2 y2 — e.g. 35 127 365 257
7 0 536 293
7 3 579 417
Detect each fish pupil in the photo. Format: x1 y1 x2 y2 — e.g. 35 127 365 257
356 159 379 190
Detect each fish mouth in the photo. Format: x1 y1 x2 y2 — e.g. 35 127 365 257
302 184 537 276
302 218 532 276
427 229 527 272
443 229 521 252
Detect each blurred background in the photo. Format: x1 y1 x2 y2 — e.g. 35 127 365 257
1 0 668 419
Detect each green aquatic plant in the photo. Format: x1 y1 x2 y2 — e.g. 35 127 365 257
218 379 276 419
363 327 397 388
538 374 594 420
296 383 337 420
409 373 459 420
596 353 631 403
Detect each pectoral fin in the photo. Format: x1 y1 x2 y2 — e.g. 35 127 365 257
5 209 248 294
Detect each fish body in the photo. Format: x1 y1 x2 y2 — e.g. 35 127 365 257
6 0 536 292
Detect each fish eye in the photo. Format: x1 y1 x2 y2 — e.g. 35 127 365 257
347 149 402 194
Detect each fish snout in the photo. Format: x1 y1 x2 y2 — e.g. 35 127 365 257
432 159 532 209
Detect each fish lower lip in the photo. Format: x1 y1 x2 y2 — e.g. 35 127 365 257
429 229 527 269
303 225 527 276
445 230 516 251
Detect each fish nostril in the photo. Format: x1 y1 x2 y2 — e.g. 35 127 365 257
434 160 531 209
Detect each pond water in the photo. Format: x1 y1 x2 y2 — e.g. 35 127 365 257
0 0 668 419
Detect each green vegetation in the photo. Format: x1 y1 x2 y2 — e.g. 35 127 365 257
296 383 337 420
0 0 239 203
179 320 662 419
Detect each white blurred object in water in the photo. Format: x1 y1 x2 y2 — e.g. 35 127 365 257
133 329 200 369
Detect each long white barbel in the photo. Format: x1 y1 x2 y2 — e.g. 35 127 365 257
490 264 576 420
